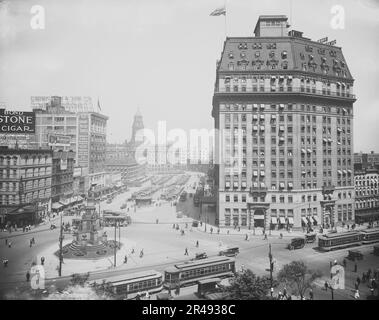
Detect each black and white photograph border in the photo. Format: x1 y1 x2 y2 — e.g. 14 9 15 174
0 0 379 306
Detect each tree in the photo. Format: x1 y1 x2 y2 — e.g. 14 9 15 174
277 261 322 299
221 269 272 300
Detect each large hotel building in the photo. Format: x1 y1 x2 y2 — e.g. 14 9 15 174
212 15 356 230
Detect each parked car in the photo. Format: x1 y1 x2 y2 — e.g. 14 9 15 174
219 247 239 257
50 224 57 230
191 252 208 260
347 250 363 261
287 238 305 250
305 233 317 243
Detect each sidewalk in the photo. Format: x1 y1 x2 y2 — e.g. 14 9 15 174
0 214 68 240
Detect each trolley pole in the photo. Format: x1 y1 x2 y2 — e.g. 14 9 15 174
58 214 64 277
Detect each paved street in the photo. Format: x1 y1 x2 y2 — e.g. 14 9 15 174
1 172 378 300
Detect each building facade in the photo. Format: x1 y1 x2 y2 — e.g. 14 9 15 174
212 15 356 230
51 150 75 204
0 147 52 226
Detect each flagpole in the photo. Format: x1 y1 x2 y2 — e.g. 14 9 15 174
224 0 227 38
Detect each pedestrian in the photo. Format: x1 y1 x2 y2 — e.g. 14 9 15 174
8 241 11 248
329 261 332 269
32 237 35 245
227 230 229 235
354 263 357 273
217 228 220 234
270 287 274 297
324 281 328 291
124 255 128 264
210 227 213 234
196 240 199 248
343 259 347 268
309 289 314 300
40 256 45 266
26 271 30 282
29 239 32 248
354 281 359 290
264 234 268 240
367 268 372 279
283 287 287 297
238 226 240 232
357 277 361 286
245 234 248 241
354 289 360 300
140 249 144 258
5 238 7 246
131 248 135 254
184 248 188 256
3 259 8 267
172 223 175 229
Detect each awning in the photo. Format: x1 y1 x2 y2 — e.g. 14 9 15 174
347 170 352 174
59 199 70 206
233 182 238 188
241 181 247 188
271 76 276 80
225 182 231 188
343 170 347 174
279 104 285 109
279 217 286 224
288 183 293 188
342 108 347 113
253 126 258 131
307 149 312 153
337 127 342 132
260 182 266 188
260 115 265 120
253 182 258 188
260 171 265 177
279 183 285 189
323 138 327 143
279 137 285 141
52 203 63 210
271 115 277 119
253 115 258 120
301 149 306 154
254 215 265 220
338 170 342 175
328 139 332 143
279 126 285 131
271 217 277 224
301 217 308 224
313 216 319 224
260 126 265 131
253 171 258 177
288 217 294 225
288 76 293 80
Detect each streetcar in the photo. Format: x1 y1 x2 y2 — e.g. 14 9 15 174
360 227 379 245
163 257 235 289
90 270 163 299
318 231 362 251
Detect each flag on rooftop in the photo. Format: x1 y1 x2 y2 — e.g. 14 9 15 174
210 6 226 16
97 98 101 112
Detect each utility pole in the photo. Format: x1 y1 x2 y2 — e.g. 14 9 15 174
114 221 117 268
58 214 64 277
268 244 274 290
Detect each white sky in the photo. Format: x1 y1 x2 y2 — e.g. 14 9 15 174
0 0 378 151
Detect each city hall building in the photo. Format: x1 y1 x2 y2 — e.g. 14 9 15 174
212 15 356 230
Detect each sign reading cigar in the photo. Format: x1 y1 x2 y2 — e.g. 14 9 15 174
0 109 35 134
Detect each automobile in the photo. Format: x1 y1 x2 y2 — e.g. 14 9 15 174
50 224 57 230
347 250 363 261
219 247 239 257
287 237 305 250
192 221 199 227
305 233 317 243
191 252 208 260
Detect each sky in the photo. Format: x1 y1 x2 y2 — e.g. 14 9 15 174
0 0 378 152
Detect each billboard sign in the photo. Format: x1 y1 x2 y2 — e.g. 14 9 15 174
60 159 67 170
0 109 35 134
73 167 82 177
48 134 71 147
